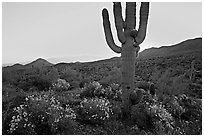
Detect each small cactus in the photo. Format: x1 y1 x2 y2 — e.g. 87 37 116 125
149 82 155 96
135 81 155 96
130 88 144 105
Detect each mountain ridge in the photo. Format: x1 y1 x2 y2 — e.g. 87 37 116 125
3 58 53 70
3 37 202 69
24 58 53 69
138 37 201 59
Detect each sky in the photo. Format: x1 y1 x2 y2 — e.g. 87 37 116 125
2 2 202 65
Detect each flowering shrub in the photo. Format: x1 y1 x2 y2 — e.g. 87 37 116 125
78 97 113 124
146 103 176 134
3 80 202 135
162 96 185 119
59 67 82 89
176 94 202 134
92 81 102 89
80 81 102 98
131 90 203 135
103 84 122 100
51 79 71 92
4 91 77 135
131 92 182 134
7 104 35 134
80 81 122 101
109 83 120 91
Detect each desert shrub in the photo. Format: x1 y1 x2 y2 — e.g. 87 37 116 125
38 67 59 79
60 67 82 89
3 91 77 135
109 83 120 91
2 69 10 83
162 96 185 120
99 67 121 87
103 83 122 101
150 68 191 99
103 120 131 134
78 97 113 124
31 76 52 91
2 84 24 103
79 81 103 98
2 70 10 83
79 77 91 88
131 93 156 132
109 100 122 120
17 78 33 91
154 94 202 135
176 94 202 134
79 81 122 101
130 92 186 135
2 93 27 135
15 67 59 92
153 69 173 96
188 83 202 98
2 69 23 86
171 76 190 95
51 78 71 92
2 87 26 123
54 90 82 107
32 67 59 91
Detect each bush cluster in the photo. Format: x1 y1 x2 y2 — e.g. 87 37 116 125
2 79 202 135
51 78 71 92
78 97 113 124
79 81 122 101
3 91 77 135
131 92 181 134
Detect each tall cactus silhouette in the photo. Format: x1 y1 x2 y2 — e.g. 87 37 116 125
102 2 150 117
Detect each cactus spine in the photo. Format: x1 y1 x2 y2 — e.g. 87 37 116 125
102 2 150 117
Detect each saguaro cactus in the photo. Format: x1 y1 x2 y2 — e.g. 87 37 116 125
102 2 150 117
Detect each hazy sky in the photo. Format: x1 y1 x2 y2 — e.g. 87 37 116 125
2 2 202 64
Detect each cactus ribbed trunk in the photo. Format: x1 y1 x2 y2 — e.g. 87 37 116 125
121 39 136 115
102 2 149 118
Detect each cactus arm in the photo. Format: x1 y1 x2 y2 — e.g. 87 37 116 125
125 2 136 29
135 2 150 44
102 8 122 53
113 2 126 44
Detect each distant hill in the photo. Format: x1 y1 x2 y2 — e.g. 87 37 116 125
138 37 202 59
3 37 202 70
3 63 24 70
25 58 53 69
9 63 24 70
12 63 24 68
4 58 53 70
47 55 103 64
